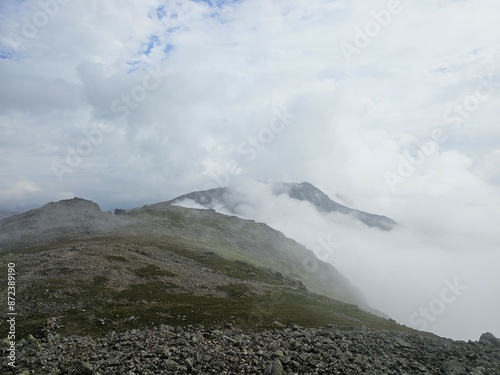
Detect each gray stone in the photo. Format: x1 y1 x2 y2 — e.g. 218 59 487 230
479 332 500 348
71 360 94 375
165 359 179 370
3 324 500 374
264 358 284 375
394 337 412 348
442 359 466 374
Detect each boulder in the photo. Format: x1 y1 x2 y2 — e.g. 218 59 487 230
479 332 500 348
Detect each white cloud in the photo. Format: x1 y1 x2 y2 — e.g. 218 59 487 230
474 149 500 184
1 0 499 339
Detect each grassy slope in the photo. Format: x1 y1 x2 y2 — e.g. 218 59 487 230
130 206 368 307
0 235 423 340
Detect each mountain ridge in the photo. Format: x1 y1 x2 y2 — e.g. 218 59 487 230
165 181 397 231
0 197 369 310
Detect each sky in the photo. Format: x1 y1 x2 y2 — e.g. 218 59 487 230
0 0 499 339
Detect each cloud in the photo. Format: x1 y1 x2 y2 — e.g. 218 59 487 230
0 0 499 339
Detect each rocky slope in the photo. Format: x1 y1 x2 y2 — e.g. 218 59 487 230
0 209 17 220
165 181 397 231
3 323 500 374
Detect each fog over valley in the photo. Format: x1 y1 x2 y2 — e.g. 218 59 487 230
174 180 500 340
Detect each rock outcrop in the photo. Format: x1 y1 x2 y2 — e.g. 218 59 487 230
0 198 120 250
480 332 500 349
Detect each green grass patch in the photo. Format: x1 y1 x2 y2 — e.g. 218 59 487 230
92 275 109 286
134 265 176 278
115 281 177 301
217 283 251 298
105 255 129 263
6 236 422 340
17 281 418 338
155 242 280 284
37 267 73 277
140 208 187 227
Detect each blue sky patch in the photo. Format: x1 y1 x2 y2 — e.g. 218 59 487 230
143 35 160 56
432 67 448 74
0 47 15 60
164 44 174 54
191 0 243 9
156 5 168 20
126 60 144 74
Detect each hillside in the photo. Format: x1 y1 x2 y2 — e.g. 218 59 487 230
0 198 386 335
0 197 369 308
0 199 404 354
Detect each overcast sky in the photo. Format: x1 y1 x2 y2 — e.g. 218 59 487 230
0 0 498 212
1 0 500 339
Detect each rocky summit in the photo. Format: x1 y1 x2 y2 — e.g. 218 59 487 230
3 322 500 374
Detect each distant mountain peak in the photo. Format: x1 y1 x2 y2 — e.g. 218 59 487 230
42 197 102 212
0 197 114 250
167 180 396 230
271 181 345 210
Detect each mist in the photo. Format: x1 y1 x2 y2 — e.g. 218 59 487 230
177 180 500 341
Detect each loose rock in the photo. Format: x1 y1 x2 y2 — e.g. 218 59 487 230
2 325 499 374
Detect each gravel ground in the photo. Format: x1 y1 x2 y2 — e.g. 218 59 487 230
2 322 500 374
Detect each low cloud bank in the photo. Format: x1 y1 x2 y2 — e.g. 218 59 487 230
177 180 500 341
